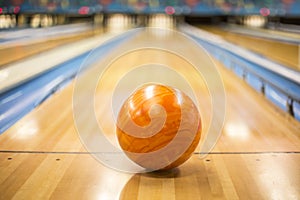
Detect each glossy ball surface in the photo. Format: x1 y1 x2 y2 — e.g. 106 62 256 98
116 84 201 170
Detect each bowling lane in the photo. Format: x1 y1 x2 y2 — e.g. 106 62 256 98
1 152 299 199
0 25 102 67
198 25 300 71
0 28 300 199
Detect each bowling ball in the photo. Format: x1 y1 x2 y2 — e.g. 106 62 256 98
116 84 202 171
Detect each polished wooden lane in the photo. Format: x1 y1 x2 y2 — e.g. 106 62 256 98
0 29 300 199
199 25 300 71
0 27 103 67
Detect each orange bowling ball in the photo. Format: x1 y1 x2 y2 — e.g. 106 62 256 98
116 84 201 171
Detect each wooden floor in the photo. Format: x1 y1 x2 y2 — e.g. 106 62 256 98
0 27 103 67
200 25 300 71
0 27 300 200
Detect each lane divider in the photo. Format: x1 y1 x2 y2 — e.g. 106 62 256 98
0 31 137 134
180 24 300 121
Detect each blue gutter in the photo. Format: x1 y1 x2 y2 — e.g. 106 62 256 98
184 31 300 121
0 32 135 134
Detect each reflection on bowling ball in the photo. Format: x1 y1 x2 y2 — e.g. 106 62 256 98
116 84 201 171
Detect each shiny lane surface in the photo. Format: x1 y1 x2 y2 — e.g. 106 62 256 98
0 28 299 199
0 28 102 67
199 25 300 71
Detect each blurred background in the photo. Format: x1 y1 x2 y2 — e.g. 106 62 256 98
0 0 299 29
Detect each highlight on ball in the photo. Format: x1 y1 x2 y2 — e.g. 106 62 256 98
116 83 202 171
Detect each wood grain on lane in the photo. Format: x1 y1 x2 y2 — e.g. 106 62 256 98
0 28 299 199
0 28 103 67
199 25 300 71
